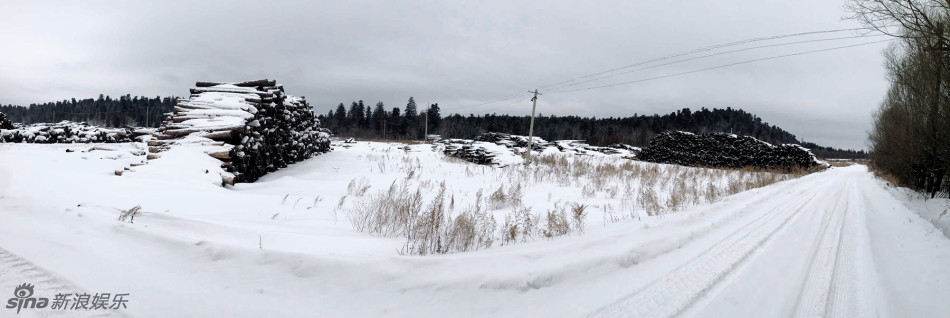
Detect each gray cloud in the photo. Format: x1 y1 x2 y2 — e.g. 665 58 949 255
0 0 889 150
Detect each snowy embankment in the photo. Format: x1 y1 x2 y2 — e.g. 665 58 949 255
0 141 947 317
877 182 950 236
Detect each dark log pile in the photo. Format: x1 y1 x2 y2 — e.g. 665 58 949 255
0 112 12 130
154 79 331 183
473 132 550 152
0 121 150 143
637 131 826 170
441 139 497 165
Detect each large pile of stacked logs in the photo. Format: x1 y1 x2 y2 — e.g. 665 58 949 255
0 121 150 143
154 79 331 183
637 131 825 170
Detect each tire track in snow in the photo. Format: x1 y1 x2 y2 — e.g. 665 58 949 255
825 185 860 318
792 177 860 318
589 179 832 318
0 247 126 317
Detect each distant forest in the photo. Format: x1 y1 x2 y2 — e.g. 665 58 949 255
0 95 866 159
0 94 175 128
319 97 866 159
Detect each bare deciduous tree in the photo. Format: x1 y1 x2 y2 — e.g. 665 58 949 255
855 0 950 196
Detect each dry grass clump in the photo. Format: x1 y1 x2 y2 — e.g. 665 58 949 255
347 180 423 236
346 177 372 196
869 163 903 187
348 177 498 255
569 203 587 233
542 205 571 238
501 205 538 245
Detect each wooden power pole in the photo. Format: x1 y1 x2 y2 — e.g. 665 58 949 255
526 89 541 164
424 108 429 143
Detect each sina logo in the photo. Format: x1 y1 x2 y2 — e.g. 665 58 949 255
5 283 48 314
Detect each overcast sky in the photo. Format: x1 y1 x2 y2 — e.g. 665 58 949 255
0 0 892 150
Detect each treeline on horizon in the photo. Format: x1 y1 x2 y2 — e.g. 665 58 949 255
0 94 175 128
0 95 866 159
318 97 866 159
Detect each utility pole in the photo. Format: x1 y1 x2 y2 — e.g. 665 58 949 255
146 104 150 127
424 107 429 143
526 89 541 164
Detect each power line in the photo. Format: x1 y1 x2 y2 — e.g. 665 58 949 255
546 34 888 92
464 27 880 110
466 91 534 108
538 27 878 91
481 96 532 114
547 39 894 94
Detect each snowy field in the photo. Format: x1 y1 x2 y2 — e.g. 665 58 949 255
0 141 948 317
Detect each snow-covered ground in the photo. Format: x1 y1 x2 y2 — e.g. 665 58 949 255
877 181 950 237
0 141 947 317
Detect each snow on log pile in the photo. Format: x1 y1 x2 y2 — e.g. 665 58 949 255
637 130 826 170
473 132 550 152
0 121 152 143
153 79 331 184
440 132 639 166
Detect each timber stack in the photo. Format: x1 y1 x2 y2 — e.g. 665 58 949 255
637 131 826 170
153 79 331 184
441 141 497 165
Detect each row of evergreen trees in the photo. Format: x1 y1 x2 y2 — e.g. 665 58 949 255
317 99 867 159
0 94 866 159
0 94 176 128
320 97 442 139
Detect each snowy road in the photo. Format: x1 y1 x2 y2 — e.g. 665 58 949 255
591 166 950 317
0 143 948 317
